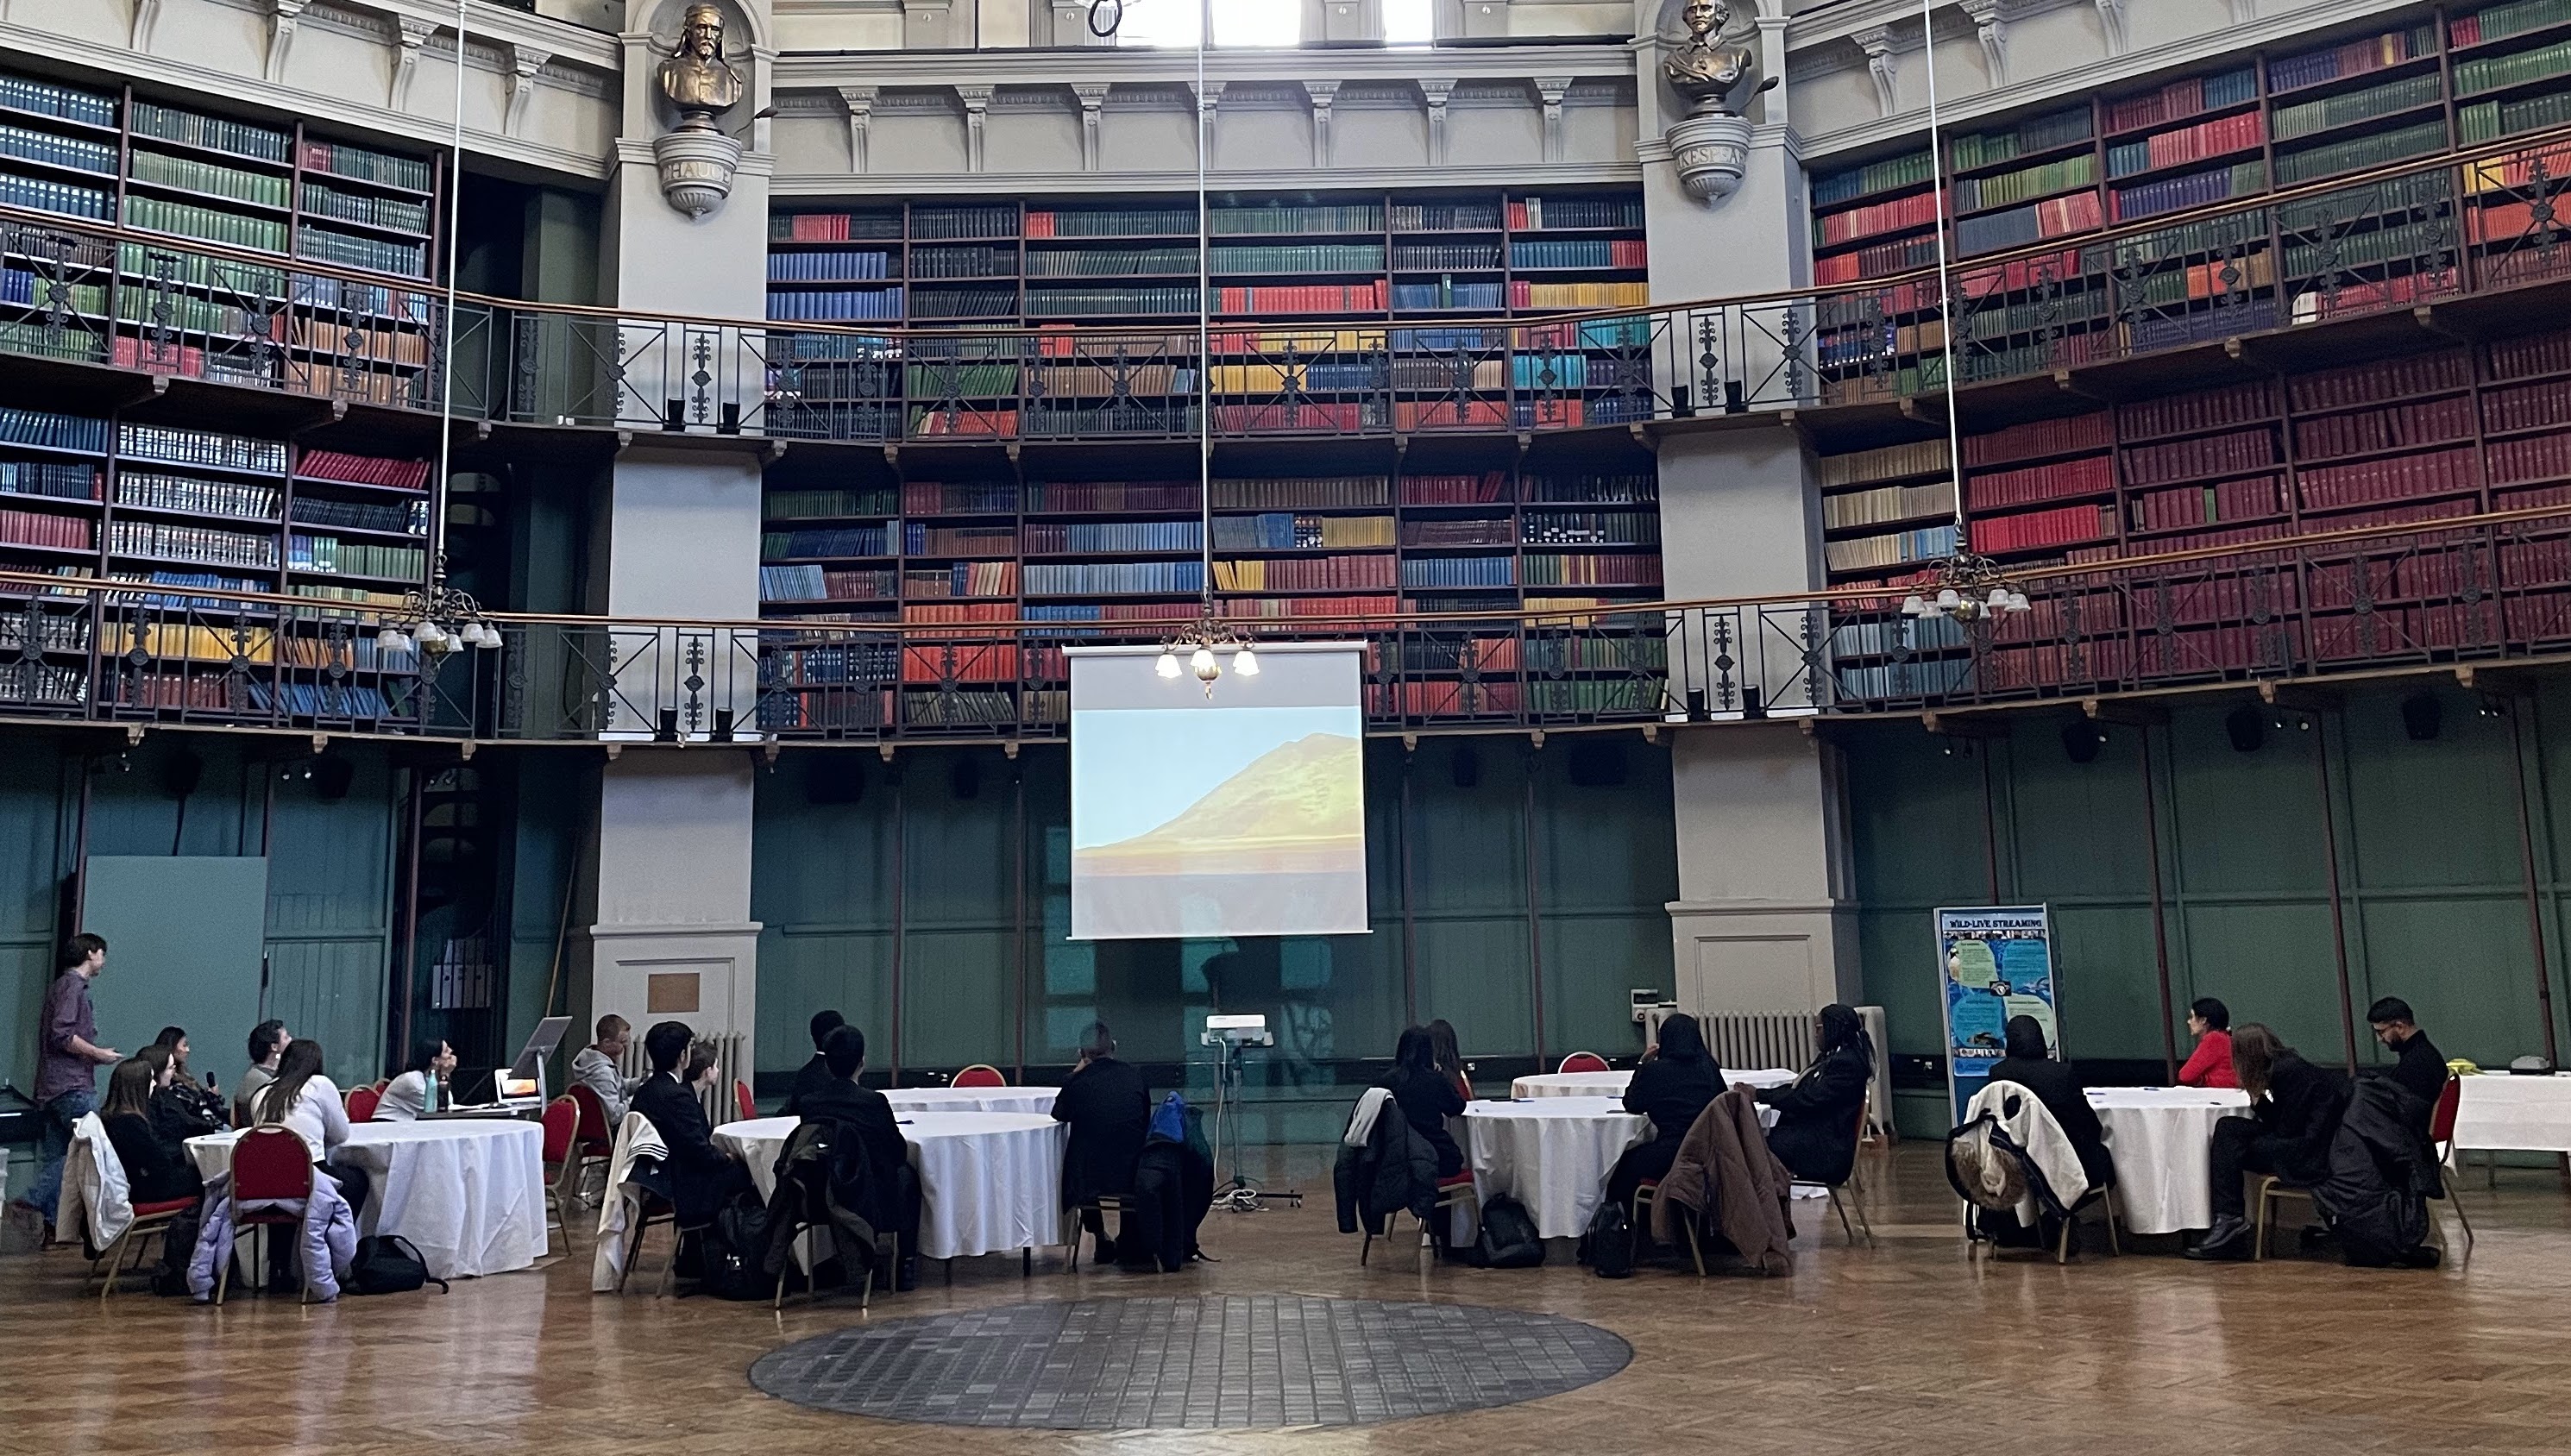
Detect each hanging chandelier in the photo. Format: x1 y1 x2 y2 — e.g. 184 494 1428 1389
374 555 502 656
1898 549 2031 624
1155 613 1260 693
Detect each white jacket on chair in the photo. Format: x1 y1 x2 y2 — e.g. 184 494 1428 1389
589 1111 669 1292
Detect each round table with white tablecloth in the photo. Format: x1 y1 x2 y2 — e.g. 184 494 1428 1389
1509 1066 1798 1100
884 1085 1059 1116
2452 1071 2571 1154
184 1120 547 1280
1460 1097 1650 1240
2085 1086 2254 1236
716 1110 1068 1262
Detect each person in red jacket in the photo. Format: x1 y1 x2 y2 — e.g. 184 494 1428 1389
2178 997 2239 1089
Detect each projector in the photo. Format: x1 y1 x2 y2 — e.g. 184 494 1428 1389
1201 1014 1273 1048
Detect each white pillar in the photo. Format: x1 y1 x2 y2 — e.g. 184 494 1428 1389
588 1 776 1082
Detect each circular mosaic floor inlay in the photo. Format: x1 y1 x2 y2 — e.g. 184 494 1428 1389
748 1293 1632 1429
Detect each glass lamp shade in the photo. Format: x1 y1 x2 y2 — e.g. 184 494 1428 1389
1232 647 1259 676
1155 651 1181 679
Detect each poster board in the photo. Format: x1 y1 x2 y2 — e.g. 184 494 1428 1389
1934 905 2060 1126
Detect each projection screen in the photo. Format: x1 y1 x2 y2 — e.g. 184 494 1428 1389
1068 643 1369 940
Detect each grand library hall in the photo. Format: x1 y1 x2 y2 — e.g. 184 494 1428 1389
9 0 2571 1449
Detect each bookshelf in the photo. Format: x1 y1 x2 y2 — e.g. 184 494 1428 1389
0 64 443 406
0 400 431 719
1823 317 2571 697
765 188 1650 442
756 449 1664 727
1804 9 2571 403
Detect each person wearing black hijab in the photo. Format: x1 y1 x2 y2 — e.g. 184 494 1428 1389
1378 1025 1466 1178
1757 1004 1874 1186
1985 1015 2115 1193
1605 1013 1726 1207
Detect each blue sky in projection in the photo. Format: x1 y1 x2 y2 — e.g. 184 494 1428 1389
1072 705 1358 849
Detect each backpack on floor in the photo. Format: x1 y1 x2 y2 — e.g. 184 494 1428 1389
1579 1198 1634 1279
1472 1196 1545 1269
700 1194 773 1300
349 1235 447 1296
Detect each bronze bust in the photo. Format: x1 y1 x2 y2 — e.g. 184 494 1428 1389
658 4 744 120
1665 0 1754 111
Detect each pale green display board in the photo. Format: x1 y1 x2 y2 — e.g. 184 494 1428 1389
83 857 270 1079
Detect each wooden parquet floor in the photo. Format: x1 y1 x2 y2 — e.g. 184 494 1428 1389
6 1143 2568 1456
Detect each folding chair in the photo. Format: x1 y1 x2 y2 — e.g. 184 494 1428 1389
1360 1173 1477 1272
1631 1179 1707 1277
1064 1196 1123 1270
566 1083 617 1208
732 1079 757 1122
2252 1174 2316 1261
1790 1101 1875 1246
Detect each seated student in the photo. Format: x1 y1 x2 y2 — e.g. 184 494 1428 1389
1757 1003 1875 1187
2367 997 2448 1113
1378 1025 1467 1180
2188 1023 2350 1261
233 1020 290 1129
2178 998 2239 1089
1605 1012 1726 1208
780 1009 845 1117
146 1026 225 1139
630 1020 755 1227
570 1014 644 1124
373 1037 457 1121
1985 1015 2115 1194
1053 1021 1151 1261
103 1048 203 1206
1428 1019 1474 1102
250 1039 372 1216
794 1025 920 1288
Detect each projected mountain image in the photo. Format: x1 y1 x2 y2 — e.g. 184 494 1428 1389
1073 730 1367 938
1083 731 1361 872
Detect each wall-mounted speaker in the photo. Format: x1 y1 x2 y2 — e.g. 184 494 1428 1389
2060 719 2104 764
2400 692 2442 742
1450 743 1480 789
311 755 355 802
2223 706 2266 754
1567 740 1626 788
159 749 204 800
806 756 866 805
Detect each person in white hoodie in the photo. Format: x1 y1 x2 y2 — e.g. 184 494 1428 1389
250 1039 371 1217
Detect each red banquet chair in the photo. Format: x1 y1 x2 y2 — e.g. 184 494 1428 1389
540 1095 580 1252
953 1064 1006 1088
1557 1051 1611 1075
345 1084 380 1122
733 1078 757 1122
2429 1075 2475 1253
217 1127 317 1305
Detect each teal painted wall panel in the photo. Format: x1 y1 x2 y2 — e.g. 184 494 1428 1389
1850 681 2571 1078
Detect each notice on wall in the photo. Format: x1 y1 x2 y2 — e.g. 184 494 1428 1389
1934 905 2060 1125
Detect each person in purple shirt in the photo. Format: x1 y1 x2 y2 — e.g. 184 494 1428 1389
19 933 117 1235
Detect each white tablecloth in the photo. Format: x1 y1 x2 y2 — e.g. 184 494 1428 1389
1461 1097 1649 1239
2452 1072 2571 1152
716 1110 1067 1261
185 1120 547 1279
2086 1086 2253 1235
884 1086 1059 1116
1510 1067 1797 1099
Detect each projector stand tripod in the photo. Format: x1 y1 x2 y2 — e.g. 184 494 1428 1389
1205 1026 1301 1213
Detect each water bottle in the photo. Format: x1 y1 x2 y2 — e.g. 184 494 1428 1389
423 1068 439 1117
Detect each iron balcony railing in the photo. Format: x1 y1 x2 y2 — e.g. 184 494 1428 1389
10 505 2571 741
3 127 2571 439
